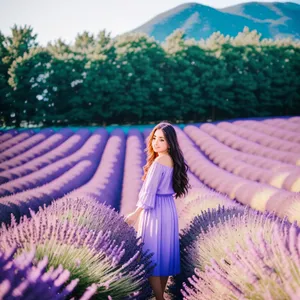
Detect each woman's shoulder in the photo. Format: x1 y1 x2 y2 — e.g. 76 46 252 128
154 155 174 168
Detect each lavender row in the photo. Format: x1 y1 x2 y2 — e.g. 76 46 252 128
173 126 300 223
217 121 300 153
0 128 74 172
170 126 241 230
289 116 300 124
263 118 300 132
119 129 146 222
0 129 107 224
0 129 91 184
0 129 106 196
184 125 300 192
170 126 300 297
201 123 300 165
0 129 18 143
58 128 126 210
0 129 35 153
0 129 54 164
234 119 300 144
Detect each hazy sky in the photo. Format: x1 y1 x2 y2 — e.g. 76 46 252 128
1 0 299 45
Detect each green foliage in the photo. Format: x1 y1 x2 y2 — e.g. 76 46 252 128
8 48 52 127
0 31 10 125
221 44 258 117
2 24 38 66
0 196 153 299
1 26 300 127
0 25 38 127
75 31 95 51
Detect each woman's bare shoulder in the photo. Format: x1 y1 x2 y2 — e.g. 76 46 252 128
155 155 174 168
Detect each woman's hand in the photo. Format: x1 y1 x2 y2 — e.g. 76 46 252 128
124 212 139 226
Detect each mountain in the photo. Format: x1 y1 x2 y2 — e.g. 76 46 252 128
131 2 300 41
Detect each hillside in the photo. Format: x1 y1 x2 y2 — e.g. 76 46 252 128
131 1 300 41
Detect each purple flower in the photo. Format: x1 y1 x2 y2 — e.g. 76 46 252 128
0 246 96 300
0 195 154 299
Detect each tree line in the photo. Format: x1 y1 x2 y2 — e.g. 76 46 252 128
0 25 299 127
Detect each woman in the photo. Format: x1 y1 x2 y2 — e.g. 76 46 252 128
125 122 191 300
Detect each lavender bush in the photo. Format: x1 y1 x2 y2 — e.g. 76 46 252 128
37 195 153 266
0 195 155 299
186 207 282 274
286 195 300 223
0 247 97 300
169 206 286 299
169 206 244 299
177 190 240 231
182 222 300 299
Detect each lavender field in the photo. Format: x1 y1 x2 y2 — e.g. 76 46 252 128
0 116 300 299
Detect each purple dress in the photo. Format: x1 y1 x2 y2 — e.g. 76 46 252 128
136 160 180 276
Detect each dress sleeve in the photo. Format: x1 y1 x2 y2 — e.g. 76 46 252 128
136 161 164 209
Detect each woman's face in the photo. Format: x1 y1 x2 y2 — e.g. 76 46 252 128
152 129 169 155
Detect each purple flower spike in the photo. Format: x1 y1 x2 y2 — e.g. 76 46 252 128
0 195 155 299
0 247 99 300
181 216 300 299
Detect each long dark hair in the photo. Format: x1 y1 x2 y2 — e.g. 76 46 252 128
142 122 191 199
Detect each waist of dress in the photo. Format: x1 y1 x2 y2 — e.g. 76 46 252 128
156 193 174 197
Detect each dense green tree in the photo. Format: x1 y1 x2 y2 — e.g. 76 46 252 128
162 30 209 121
221 44 258 118
113 33 167 123
96 29 111 49
2 25 38 66
1 25 38 126
8 48 52 127
46 52 88 125
245 45 272 117
288 47 300 114
82 53 119 126
0 31 10 126
74 31 95 52
83 33 167 125
47 39 72 56
266 45 299 116
1 26 300 127
203 47 235 121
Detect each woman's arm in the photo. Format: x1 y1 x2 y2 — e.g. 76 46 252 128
124 207 144 226
134 207 143 215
